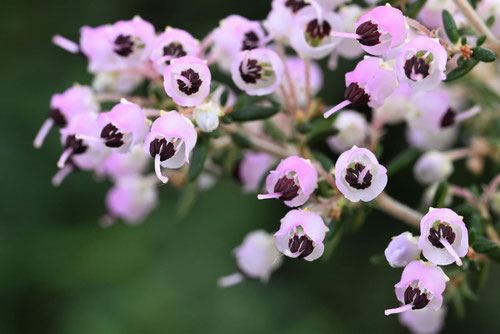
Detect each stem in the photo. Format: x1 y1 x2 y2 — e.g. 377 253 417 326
375 192 423 229
446 147 472 160
453 0 500 54
276 44 299 111
305 58 312 112
405 17 448 48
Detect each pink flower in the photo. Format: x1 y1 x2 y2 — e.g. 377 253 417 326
418 208 469 266
96 144 149 181
239 151 275 193
34 85 99 149
258 156 318 207
385 232 421 268
143 111 197 183
163 56 211 106
289 6 343 59
231 48 284 96
324 56 398 118
396 36 448 91
334 146 388 202
373 83 414 125
97 100 149 152
105 175 158 225
208 15 267 72
80 16 156 73
399 307 446 334
273 56 323 107
327 110 368 153
274 209 329 261
385 261 448 316
150 27 200 75
354 6 407 55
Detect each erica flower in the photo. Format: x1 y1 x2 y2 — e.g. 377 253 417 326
96 144 149 181
385 261 448 316
218 230 283 287
327 110 368 153
97 100 149 153
418 208 469 266
239 151 275 193
193 101 222 133
324 56 398 118
92 71 144 94
334 146 388 202
208 15 267 72
105 175 159 225
396 36 447 91
258 156 318 207
34 85 99 149
413 151 453 186
399 306 446 334
79 16 156 73
143 111 197 183
150 27 200 75
163 56 211 106
231 48 284 96
385 232 421 268
354 6 407 56
289 6 343 59
373 83 414 125
274 209 329 261
273 57 323 108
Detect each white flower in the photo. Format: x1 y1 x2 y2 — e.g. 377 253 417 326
194 101 221 133
414 151 453 185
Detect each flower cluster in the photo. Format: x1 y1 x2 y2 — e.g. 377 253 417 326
38 1 500 332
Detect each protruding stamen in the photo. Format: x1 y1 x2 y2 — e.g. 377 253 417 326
217 272 245 288
307 0 324 23
34 119 55 148
455 106 481 123
57 148 73 168
331 31 361 39
51 164 73 186
324 100 351 118
154 154 169 184
257 193 283 200
440 238 463 266
52 35 79 54
384 304 413 316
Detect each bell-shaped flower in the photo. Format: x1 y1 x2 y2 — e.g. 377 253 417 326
273 56 323 108
385 260 448 316
150 27 200 75
327 110 368 153
80 16 155 73
208 15 267 72
399 306 446 334
97 100 149 153
92 71 144 94
274 209 329 261
414 151 453 185
163 55 211 107
264 0 297 44
289 6 343 59
324 56 398 118
193 101 222 133
218 230 283 287
105 175 158 225
418 208 469 266
354 6 407 56
34 85 99 148
143 111 197 183
258 156 318 207
96 144 149 181
385 232 421 268
231 48 284 96
334 146 388 202
239 151 275 193
396 36 447 91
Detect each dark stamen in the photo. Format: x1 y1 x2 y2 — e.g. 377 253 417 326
404 56 430 81
404 286 430 310
176 69 202 95
344 82 370 106
114 34 134 57
163 43 187 65
356 21 381 46
428 222 456 248
49 108 67 127
285 0 307 13
239 58 262 84
149 138 176 161
100 123 124 148
242 31 260 50
440 108 456 128
288 234 314 258
345 163 372 190
274 176 300 201
306 19 332 40
65 134 88 155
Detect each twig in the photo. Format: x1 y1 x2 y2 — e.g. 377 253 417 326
375 192 423 229
304 58 312 112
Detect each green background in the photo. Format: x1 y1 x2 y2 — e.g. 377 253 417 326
1 0 499 333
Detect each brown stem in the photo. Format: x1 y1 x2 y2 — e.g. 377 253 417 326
375 192 423 229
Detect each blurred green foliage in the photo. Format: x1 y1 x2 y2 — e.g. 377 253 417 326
1 0 499 333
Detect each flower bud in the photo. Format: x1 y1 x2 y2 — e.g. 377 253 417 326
413 151 453 185
327 110 367 153
385 232 420 268
194 101 221 133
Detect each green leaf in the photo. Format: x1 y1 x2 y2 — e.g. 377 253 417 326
476 35 486 46
443 10 460 44
451 291 466 318
444 58 479 82
187 135 209 182
176 182 198 218
432 181 449 208
322 220 344 261
231 132 253 149
407 0 427 18
229 105 280 121
311 150 334 171
473 236 500 262
486 15 495 27
386 148 420 176
472 47 497 62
